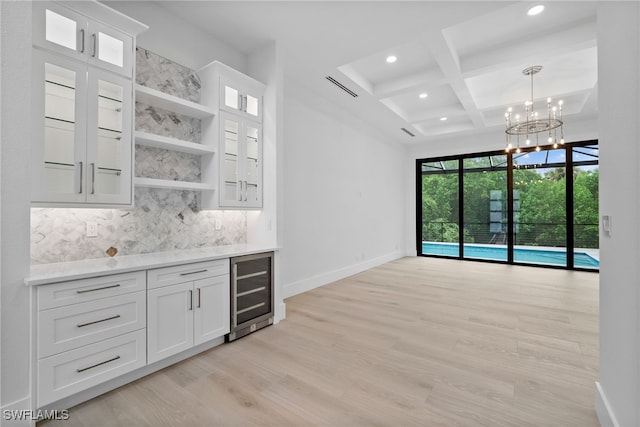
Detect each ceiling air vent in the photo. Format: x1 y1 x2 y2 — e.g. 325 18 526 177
325 76 358 98
401 127 415 137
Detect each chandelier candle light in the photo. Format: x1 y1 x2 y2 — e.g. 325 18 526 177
505 65 564 153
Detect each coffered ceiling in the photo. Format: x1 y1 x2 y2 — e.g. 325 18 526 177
138 1 599 145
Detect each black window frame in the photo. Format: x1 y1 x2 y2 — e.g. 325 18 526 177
415 139 599 272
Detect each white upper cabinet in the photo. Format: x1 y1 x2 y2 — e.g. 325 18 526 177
31 1 146 206
220 76 263 122
198 61 266 210
33 1 135 78
219 112 263 209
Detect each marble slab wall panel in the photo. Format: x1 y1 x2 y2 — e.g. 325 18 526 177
30 48 247 265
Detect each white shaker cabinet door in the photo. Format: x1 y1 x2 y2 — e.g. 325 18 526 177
147 281 194 364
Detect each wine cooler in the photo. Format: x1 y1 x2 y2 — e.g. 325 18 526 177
227 251 274 342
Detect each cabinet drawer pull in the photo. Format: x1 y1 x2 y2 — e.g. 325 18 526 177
77 314 121 328
76 355 120 373
197 288 201 308
76 284 121 294
179 269 208 276
188 290 193 311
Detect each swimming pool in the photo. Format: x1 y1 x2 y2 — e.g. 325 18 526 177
422 242 599 268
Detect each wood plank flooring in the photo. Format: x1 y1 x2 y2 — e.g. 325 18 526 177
39 257 599 427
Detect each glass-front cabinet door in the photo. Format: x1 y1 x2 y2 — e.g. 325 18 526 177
33 2 133 78
32 51 132 205
32 51 87 204
219 112 262 208
220 77 262 122
221 113 242 207
86 69 132 204
243 121 262 208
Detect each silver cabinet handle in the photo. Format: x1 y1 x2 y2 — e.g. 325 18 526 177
188 289 193 311
77 355 120 373
197 288 201 308
244 180 248 201
179 269 208 276
80 29 85 53
90 163 95 194
238 181 242 201
76 284 120 294
237 93 243 111
77 314 121 328
243 95 248 112
91 33 97 57
78 161 83 194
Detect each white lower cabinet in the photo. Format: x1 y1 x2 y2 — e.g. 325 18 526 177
36 272 147 407
147 260 230 364
34 258 232 408
38 328 146 407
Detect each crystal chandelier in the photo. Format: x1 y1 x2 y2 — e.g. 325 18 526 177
505 65 564 153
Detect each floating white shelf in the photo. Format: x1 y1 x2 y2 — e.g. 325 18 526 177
135 84 215 119
135 131 215 155
134 177 215 191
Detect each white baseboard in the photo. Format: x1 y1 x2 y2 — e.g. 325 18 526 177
595 381 619 427
282 251 404 299
1 396 34 427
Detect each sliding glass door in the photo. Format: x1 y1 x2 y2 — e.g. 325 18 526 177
419 160 459 257
463 156 508 261
512 149 567 266
416 140 599 271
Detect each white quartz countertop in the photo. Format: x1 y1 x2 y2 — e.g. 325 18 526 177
25 244 277 286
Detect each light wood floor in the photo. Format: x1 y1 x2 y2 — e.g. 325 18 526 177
40 257 599 427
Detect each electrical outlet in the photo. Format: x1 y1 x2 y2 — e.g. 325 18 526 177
86 222 98 238
214 219 222 230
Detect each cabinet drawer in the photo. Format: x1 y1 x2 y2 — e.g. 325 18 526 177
38 329 146 407
38 271 146 310
147 259 229 289
38 291 146 358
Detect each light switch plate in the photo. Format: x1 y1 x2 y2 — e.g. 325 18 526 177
214 219 222 230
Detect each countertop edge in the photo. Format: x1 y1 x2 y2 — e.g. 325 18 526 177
25 245 279 286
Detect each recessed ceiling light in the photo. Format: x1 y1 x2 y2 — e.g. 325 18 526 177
419 92 428 99
440 117 448 121
527 5 545 16
386 55 397 64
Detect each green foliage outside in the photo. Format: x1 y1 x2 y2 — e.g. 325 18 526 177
422 166 599 249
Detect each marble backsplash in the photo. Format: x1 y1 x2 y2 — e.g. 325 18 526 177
31 203 247 264
30 48 246 265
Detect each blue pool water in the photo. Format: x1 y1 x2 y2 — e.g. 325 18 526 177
422 243 599 268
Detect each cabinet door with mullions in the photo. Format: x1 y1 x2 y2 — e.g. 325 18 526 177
86 68 132 204
33 2 134 78
32 50 87 203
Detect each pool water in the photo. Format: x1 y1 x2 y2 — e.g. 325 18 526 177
422 243 599 268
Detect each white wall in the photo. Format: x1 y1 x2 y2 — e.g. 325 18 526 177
104 1 246 72
1 1 34 424
280 75 406 298
595 3 640 426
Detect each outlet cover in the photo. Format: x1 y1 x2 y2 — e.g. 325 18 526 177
86 222 98 237
214 219 222 230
